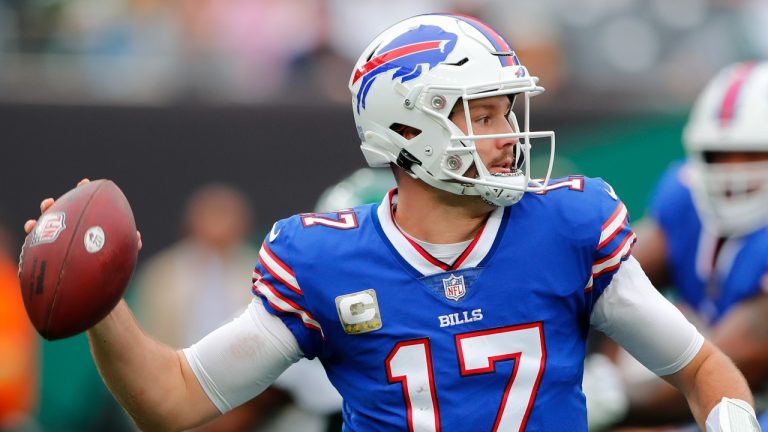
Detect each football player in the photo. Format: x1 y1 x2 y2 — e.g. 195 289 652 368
25 14 760 432
614 61 768 430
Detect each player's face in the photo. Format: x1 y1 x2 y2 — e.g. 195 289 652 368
450 95 518 176
705 151 768 196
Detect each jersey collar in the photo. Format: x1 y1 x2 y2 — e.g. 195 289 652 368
375 189 504 276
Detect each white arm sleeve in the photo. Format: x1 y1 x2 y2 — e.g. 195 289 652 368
590 256 705 376
183 298 303 413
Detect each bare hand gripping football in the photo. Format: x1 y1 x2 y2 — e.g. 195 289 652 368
18 179 140 340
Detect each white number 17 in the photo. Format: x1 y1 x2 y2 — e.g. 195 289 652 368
385 323 546 432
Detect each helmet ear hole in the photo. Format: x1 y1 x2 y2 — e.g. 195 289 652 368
390 123 422 140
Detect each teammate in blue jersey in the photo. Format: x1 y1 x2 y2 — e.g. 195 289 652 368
24 14 761 432
612 62 768 429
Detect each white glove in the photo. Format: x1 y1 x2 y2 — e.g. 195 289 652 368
583 353 629 432
706 397 761 432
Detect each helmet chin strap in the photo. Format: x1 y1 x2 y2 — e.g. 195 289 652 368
410 164 479 197
476 172 526 206
472 153 526 206
409 163 526 207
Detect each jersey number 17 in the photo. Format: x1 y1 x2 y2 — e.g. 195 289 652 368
385 322 546 432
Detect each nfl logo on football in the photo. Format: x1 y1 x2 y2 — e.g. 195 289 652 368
31 212 66 246
442 274 466 301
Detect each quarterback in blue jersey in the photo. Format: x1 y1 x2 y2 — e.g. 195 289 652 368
250 175 635 431
24 14 760 432
613 62 768 429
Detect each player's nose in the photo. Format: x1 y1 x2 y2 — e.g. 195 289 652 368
496 120 517 149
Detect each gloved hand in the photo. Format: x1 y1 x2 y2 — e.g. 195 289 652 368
706 397 761 432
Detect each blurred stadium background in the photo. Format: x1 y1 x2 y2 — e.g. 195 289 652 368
0 0 766 430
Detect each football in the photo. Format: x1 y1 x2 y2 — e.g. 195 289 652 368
18 180 138 340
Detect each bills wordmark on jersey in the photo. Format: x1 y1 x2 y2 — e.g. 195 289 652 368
438 309 483 327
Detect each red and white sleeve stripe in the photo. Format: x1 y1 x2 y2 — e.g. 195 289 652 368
598 202 628 249
259 243 302 295
252 269 323 334
585 202 636 291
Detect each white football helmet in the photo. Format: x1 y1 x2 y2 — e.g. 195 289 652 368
683 61 768 236
349 13 555 206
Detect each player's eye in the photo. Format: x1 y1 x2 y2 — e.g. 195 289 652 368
474 116 491 125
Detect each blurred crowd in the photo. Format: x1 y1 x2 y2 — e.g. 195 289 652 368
0 0 766 109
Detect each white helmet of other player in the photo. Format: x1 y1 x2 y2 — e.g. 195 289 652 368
349 13 555 207
683 61 768 236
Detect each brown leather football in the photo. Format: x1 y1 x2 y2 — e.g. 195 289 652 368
18 180 138 340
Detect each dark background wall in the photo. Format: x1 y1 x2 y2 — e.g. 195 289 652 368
0 104 686 258
0 104 363 256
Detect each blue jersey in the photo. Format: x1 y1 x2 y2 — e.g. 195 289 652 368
252 176 635 432
759 410 768 430
650 162 768 324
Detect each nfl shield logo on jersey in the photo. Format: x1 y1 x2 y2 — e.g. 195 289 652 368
442 274 466 301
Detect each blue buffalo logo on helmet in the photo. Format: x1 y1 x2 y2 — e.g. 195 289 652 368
352 25 458 113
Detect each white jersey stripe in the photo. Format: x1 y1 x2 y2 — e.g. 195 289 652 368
253 278 322 333
598 203 628 249
259 244 302 295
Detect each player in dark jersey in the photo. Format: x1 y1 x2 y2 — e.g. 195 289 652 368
612 62 768 430
24 14 760 432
